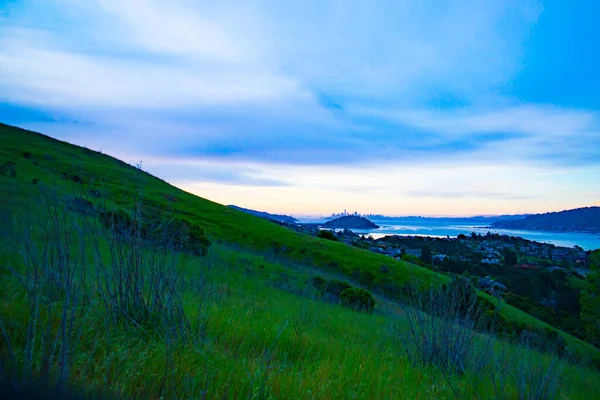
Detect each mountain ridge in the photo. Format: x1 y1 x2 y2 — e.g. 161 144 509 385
492 206 600 234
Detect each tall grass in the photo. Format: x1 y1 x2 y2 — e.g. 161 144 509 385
392 281 572 399
0 181 205 397
1 183 600 398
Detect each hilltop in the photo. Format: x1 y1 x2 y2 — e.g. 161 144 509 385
1 122 600 398
492 206 600 234
323 215 380 229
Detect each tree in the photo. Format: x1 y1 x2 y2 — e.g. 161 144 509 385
580 250 600 347
503 248 517 266
420 245 432 264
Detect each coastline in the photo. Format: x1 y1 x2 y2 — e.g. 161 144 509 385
486 225 600 235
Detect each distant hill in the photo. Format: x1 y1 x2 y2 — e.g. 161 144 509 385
323 216 379 229
491 207 600 234
227 205 297 224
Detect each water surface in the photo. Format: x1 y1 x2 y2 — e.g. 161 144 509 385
297 217 600 250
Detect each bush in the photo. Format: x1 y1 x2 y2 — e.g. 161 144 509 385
68 197 95 215
165 218 211 257
311 276 327 294
98 210 211 257
0 161 16 177
60 171 84 183
394 286 491 376
317 229 339 241
99 209 136 236
324 280 352 298
340 287 375 313
441 276 479 318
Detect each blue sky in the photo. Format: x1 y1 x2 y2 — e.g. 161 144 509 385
1 0 599 216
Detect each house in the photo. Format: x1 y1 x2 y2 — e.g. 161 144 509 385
478 276 508 293
551 248 569 260
481 258 501 265
405 249 421 257
433 254 447 263
574 268 589 278
515 263 539 269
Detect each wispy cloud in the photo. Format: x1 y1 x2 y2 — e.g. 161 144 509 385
406 189 534 201
1 0 599 215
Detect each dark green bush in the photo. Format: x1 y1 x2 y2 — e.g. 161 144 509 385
68 198 95 215
324 280 352 298
0 161 16 177
317 229 339 241
311 276 327 294
340 287 376 313
99 209 136 236
60 171 84 183
98 210 211 256
165 218 211 257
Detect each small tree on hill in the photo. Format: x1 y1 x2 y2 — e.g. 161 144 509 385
421 245 432 264
503 248 518 266
580 250 600 347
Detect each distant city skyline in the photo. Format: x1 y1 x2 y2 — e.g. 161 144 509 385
1 1 599 215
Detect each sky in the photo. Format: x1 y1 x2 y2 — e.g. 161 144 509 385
1 0 600 216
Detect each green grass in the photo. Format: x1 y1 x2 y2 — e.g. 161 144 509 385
1 122 600 399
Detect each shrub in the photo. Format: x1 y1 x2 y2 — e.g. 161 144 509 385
340 287 376 313
98 211 210 257
311 276 327 294
68 197 95 215
164 218 211 257
317 229 339 241
324 280 352 298
70 174 83 183
59 171 84 183
99 209 136 236
0 161 16 177
394 286 491 377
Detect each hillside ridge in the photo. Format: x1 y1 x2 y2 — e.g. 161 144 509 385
492 206 600 234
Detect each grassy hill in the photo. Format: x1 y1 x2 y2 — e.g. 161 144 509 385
1 122 600 399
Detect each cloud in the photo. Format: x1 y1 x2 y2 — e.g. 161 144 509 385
0 0 541 109
351 104 600 166
136 157 292 187
406 189 534 201
3 0 600 215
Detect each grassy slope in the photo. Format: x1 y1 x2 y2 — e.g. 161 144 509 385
1 122 600 398
1 122 598 357
0 123 441 287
